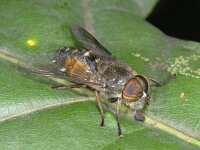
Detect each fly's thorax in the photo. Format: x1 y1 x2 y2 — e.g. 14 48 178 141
96 61 134 98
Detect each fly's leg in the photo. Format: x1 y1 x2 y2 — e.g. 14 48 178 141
50 85 68 90
147 74 176 87
116 99 123 137
50 84 89 97
50 84 84 90
95 91 104 127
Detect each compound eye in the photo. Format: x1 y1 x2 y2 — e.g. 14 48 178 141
135 75 149 94
122 78 143 102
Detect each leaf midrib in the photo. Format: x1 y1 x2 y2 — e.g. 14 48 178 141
0 97 95 123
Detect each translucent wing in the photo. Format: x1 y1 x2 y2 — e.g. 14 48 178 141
52 47 102 87
19 48 102 88
20 62 101 87
71 25 113 57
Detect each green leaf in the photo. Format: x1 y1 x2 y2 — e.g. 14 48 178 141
0 0 200 149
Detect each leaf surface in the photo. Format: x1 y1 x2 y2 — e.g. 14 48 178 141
0 0 199 149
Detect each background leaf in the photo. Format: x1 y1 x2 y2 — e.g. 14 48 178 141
0 0 200 149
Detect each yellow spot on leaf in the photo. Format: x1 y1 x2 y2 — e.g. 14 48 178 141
180 92 188 101
26 39 37 47
132 53 150 63
167 55 200 78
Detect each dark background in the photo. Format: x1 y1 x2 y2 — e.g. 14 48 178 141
146 0 200 42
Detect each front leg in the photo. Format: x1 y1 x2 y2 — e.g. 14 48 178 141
50 84 84 90
116 98 123 137
147 74 176 87
95 91 104 127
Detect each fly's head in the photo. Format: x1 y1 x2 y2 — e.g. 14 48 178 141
122 75 149 103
